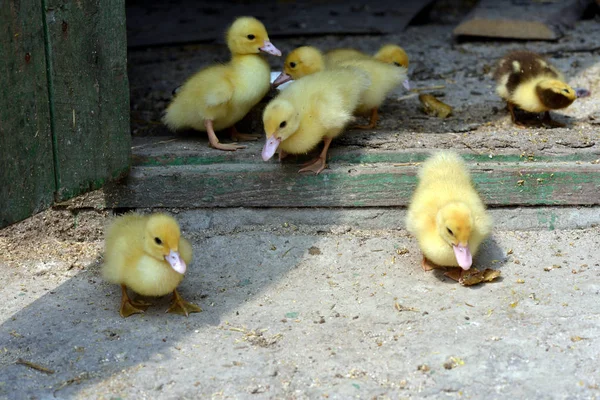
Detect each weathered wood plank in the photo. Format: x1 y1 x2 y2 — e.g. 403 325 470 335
453 0 592 40
105 160 600 208
0 0 55 228
126 0 435 48
129 136 600 166
44 0 131 201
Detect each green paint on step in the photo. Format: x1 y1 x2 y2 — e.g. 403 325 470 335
133 152 600 167
285 312 299 319
537 210 558 231
135 155 230 167
108 159 600 208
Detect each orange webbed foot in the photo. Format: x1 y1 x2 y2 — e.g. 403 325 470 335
119 285 151 318
443 268 464 282
230 126 260 142
352 108 378 130
166 289 202 317
298 157 327 175
421 256 438 272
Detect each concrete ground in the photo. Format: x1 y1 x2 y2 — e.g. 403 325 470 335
1 207 599 399
2 2 600 399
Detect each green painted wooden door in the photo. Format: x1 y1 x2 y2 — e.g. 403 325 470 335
0 0 130 228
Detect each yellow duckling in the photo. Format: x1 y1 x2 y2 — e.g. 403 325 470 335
374 44 409 69
337 57 408 129
406 151 492 273
102 213 201 318
271 46 325 86
323 48 368 65
493 50 576 127
262 68 370 174
272 46 407 129
162 17 281 151
325 44 409 68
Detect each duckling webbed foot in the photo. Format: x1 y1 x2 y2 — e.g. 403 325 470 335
166 289 202 317
298 157 327 174
298 137 332 175
506 102 527 127
542 111 566 128
444 268 464 282
278 149 289 161
205 120 246 151
120 285 151 318
230 125 260 142
421 256 437 272
352 108 379 130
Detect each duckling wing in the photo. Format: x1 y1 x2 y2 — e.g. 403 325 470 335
203 77 234 108
183 65 234 108
314 91 353 130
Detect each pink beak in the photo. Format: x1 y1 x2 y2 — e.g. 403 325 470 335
259 40 282 56
165 250 186 274
403 79 411 90
272 72 292 88
262 135 281 161
453 244 472 270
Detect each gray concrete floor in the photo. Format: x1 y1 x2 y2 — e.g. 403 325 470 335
2 4 600 399
1 208 599 399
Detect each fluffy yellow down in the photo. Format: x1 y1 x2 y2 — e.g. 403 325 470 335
406 152 492 268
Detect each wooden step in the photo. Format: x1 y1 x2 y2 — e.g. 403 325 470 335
105 136 600 208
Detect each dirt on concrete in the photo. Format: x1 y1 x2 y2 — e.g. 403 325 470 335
2 3 600 399
0 207 107 289
1 208 599 399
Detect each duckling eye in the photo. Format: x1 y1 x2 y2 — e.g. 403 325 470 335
247 34 255 40
279 121 287 128
289 62 296 68
393 62 401 67
563 88 570 93
154 237 162 245
446 228 454 236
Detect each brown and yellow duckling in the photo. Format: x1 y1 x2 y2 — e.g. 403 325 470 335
493 50 576 127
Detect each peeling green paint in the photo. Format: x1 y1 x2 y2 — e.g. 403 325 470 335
106 160 600 208
134 152 600 168
537 210 558 230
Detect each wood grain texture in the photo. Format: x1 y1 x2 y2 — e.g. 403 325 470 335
105 155 600 208
453 0 593 40
44 0 131 201
0 0 55 228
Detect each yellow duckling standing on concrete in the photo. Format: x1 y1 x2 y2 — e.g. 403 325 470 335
406 152 492 273
102 213 201 318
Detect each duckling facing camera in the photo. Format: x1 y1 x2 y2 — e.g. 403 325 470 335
102 213 201 318
406 152 492 273
262 68 370 174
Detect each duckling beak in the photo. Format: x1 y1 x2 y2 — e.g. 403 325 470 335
453 244 472 270
165 250 186 274
272 72 292 88
259 40 282 56
575 88 591 98
262 135 281 161
403 79 410 90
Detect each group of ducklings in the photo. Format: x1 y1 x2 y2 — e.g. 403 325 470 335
162 16 581 173
162 16 411 173
101 17 584 317
102 150 491 317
